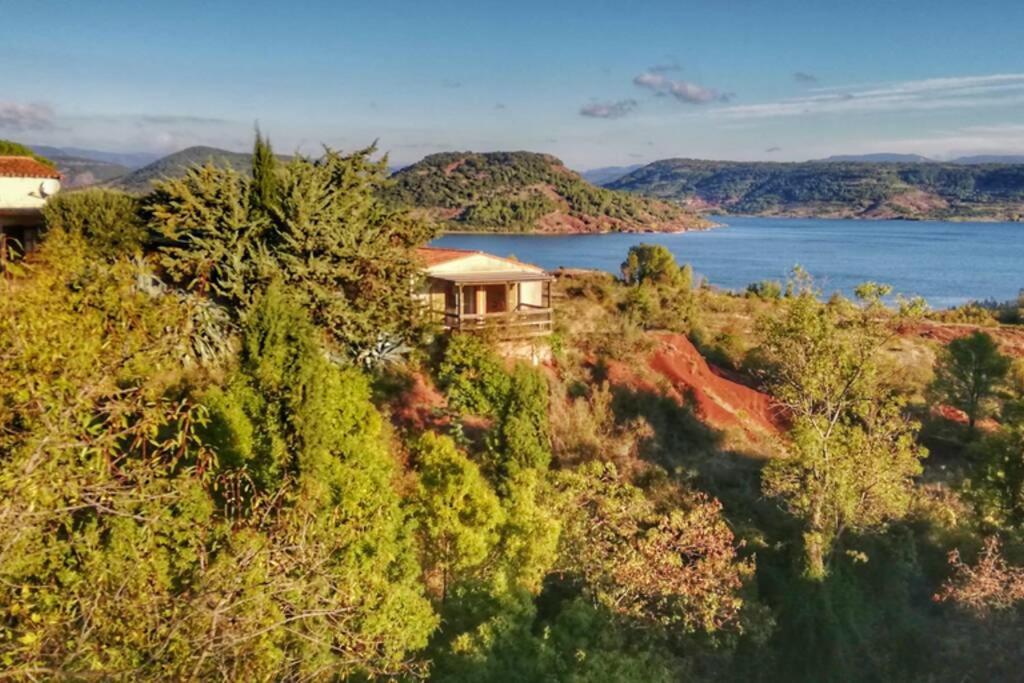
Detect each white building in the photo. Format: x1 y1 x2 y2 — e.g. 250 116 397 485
0 156 62 254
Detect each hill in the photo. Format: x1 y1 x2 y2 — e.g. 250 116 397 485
107 146 255 193
608 158 1024 221
46 153 131 188
580 164 644 185
31 145 160 170
819 153 935 163
388 151 708 233
952 154 1024 165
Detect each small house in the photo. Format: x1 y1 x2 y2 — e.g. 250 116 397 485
416 247 553 338
0 156 62 255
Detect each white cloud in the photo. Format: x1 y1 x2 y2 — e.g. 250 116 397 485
633 72 731 104
0 101 55 131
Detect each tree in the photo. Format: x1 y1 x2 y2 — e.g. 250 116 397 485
147 136 436 355
42 188 145 258
620 243 681 286
756 279 926 579
413 432 504 600
487 363 552 478
553 463 752 635
249 127 279 217
437 333 512 416
933 331 1011 439
618 245 699 332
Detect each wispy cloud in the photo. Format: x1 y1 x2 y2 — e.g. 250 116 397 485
721 73 1024 119
441 79 463 89
793 71 818 84
137 114 229 125
579 99 638 119
633 72 732 104
0 101 55 131
647 61 681 74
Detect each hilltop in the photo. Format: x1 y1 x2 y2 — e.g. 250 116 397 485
388 151 709 233
106 146 256 193
608 158 1024 221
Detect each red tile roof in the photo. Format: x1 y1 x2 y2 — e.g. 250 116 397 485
0 156 62 179
416 246 480 266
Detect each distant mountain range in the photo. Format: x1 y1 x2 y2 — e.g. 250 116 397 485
388 151 708 233
103 146 258 193
579 164 644 185
39 141 1024 224
31 145 162 170
817 152 1024 165
607 158 1024 221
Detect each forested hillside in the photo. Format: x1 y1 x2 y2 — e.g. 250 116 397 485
389 151 709 232
107 145 258 193
609 159 1024 221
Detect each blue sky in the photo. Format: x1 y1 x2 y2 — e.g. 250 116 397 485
3 0 1024 168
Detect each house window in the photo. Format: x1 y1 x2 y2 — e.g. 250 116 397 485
484 284 507 314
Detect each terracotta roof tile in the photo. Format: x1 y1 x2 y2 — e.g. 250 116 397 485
0 156 62 179
416 246 480 266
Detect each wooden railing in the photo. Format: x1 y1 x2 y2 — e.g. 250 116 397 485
437 307 553 338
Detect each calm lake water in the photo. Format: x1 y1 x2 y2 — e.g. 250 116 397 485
431 217 1024 309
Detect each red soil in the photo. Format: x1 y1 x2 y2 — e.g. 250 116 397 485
603 333 785 446
901 321 1024 358
389 372 449 433
930 404 1000 433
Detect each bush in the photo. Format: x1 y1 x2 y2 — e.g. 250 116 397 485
42 188 145 258
746 279 784 300
437 334 512 416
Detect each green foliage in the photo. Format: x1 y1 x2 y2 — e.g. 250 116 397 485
554 463 753 635
756 280 926 579
437 334 513 416
618 245 699 332
42 188 145 258
0 138 54 167
487 364 552 477
146 139 435 355
0 244 436 679
932 331 1012 438
249 128 280 217
746 279 784 300
413 432 505 596
970 424 1024 529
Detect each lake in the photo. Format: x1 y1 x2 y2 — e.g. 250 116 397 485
431 217 1024 308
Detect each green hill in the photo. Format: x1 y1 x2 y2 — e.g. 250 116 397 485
49 154 131 188
107 146 255 193
388 151 709 233
608 159 1024 221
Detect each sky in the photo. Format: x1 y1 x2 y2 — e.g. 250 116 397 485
2 0 1024 169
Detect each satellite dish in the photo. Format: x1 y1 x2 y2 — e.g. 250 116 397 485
39 178 60 197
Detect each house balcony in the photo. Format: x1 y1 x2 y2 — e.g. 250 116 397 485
421 271 554 340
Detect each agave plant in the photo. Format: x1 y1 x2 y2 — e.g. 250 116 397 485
356 333 412 371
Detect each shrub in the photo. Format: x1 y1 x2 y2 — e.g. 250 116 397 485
746 279 784 300
437 334 512 415
42 188 145 258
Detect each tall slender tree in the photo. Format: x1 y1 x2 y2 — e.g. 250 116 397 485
249 127 279 218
